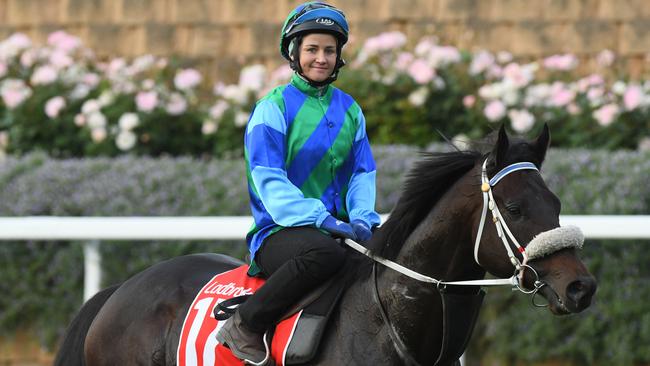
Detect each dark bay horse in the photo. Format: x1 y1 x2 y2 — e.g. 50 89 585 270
55 125 596 366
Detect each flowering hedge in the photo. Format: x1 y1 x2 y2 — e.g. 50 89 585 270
341 32 650 150
1 31 649 159
0 31 256 158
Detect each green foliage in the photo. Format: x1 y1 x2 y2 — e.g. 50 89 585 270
0 242 83 346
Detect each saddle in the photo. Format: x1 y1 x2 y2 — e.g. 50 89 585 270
212 265 350 366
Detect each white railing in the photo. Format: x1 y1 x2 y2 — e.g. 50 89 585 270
1 215 649 301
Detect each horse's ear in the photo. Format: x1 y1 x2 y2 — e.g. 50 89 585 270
533 123 551 164
492 124 510 166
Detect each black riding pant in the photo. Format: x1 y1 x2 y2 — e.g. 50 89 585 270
237 226 346 333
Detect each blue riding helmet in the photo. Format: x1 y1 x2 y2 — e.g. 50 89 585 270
280 2 349 61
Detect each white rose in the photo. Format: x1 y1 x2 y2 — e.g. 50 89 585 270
508 109 535 133
118 113 139 131
91 128 107 143
202 120 218 135
408 87 429 107
87 112 107 129
234 111 250 127
98 91 115 107
82 99 101 114
116 130 137 151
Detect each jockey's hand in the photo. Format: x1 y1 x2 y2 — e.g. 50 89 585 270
351 220 372 244
320 215 358 241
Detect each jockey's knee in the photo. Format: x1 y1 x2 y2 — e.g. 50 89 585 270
302 236 346 280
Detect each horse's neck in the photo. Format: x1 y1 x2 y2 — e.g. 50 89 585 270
376 180 485 364
392 181 483 281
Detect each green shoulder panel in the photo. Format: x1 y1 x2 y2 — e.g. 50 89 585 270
257 85 287 115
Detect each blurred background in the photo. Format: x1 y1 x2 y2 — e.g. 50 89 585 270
0 0 649 365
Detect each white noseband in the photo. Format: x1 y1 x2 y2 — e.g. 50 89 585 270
526 225 584 260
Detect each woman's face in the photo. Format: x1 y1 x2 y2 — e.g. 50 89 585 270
298 33 337 82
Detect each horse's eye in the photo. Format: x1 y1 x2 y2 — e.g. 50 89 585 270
505 203 521 217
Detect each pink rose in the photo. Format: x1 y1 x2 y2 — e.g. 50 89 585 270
47 31 81 52
503 62 533 89
567 103 581 115
269 64 293 84
166 93 188 115
239 64 266 92
429 45 461 67
174 68 202 90
414 37 436 56
593 103 619 127
49 50 74 69
395 52 414 72
623 85 643 110
470 51 495 75
462 95 476 108
550 82 575 107
1 79 32 109
408 59 435 84
31 65 58 85
596 49 615 68
365 31 406 55
135 91 158 112
484 100 506 122
209 100 229 120
2 33 31 58
20 50 36 68
543 54 578 71
45 96 66 118
82 73 100 88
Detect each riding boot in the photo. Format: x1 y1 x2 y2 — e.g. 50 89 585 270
216 310 273 365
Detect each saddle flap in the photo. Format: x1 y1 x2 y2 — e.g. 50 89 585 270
283 313 327 363
277 274 347 365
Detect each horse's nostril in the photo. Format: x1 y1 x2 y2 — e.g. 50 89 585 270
566 276 597 311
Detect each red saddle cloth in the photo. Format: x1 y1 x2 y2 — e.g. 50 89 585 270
177 265 302 366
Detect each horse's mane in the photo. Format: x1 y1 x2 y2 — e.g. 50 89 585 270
370 150 482 260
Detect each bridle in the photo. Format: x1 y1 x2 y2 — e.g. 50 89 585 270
473 159 545 294
343 158 583 365
345 158 547 292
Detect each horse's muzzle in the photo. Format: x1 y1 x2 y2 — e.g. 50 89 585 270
565 275 597 313
540 275 597 315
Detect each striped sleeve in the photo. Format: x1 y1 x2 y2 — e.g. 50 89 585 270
246 100 330 227
346 107 381 228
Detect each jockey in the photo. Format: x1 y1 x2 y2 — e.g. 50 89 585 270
216 2 381 364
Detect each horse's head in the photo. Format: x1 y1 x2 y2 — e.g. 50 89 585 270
474 124 597 315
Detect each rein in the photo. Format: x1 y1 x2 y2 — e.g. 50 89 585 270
344 159 545 292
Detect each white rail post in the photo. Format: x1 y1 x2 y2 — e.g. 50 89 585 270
83 240 101 302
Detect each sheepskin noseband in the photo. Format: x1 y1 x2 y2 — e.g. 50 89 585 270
525 225 584 260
